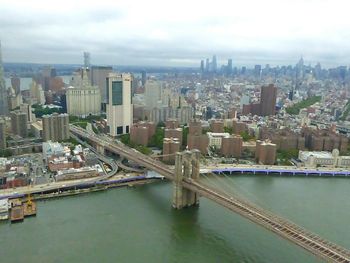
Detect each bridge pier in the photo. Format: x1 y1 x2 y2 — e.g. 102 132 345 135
96 144 105 155
172 150 200 209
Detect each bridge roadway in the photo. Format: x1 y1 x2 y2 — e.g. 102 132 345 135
70 125 350 262
202 164 350 176
116 159 145 173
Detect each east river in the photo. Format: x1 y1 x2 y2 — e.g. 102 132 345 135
1 174 350 263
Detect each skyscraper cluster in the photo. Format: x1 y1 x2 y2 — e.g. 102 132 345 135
200 55 218 73
200 55 233 75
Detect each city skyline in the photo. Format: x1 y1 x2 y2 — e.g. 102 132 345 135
1 0 350 67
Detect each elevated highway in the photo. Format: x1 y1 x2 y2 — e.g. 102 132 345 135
202 164 350 176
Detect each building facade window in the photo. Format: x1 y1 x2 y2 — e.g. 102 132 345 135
117 126 123 135
112 81 123 105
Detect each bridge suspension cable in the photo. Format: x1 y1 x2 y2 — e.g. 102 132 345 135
218 172 273 212
70 125 350 262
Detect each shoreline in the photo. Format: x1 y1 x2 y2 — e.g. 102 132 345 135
32 178 162 201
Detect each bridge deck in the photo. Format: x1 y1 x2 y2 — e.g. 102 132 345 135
70 126 350 262
210 166 350 176
184 180 350 262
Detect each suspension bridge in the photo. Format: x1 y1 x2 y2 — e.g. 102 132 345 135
70 125 350 262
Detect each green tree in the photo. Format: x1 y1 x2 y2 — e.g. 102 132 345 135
135 145 151 155
120 134 131 146
277 149 299 165
74 122 88 129
157 121 165 128
240 131 255 141
69 116 80 123
62 138 80 146
148 127 165 149
32 104 63 118
0 149 12 157
224 126 233 134
286 96 321 115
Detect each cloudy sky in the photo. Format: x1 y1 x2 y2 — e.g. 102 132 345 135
0 0 350 67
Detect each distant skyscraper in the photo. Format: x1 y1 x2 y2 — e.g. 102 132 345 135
41 66 57 91
90 66 113 103
0 41 8 116
295 56 304 89
200 60 204 73
227 59 233 75
84 52 91 69
11 77 20 94
42 66 56 78
205 58 209 72
212 55 217 73
254 65 262 79
314 62 322 79
106 73 133 136
141 70 147 87
260 84 277 116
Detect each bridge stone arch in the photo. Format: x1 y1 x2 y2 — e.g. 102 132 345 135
172 149 200 209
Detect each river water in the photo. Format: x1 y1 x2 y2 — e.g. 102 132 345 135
5 76 72 91
1 174 349 263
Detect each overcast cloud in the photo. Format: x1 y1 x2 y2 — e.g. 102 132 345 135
1 0 350 67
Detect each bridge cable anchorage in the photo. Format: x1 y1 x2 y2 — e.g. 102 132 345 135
70 126 350 262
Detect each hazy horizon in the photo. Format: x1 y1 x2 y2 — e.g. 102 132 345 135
1 0 350 68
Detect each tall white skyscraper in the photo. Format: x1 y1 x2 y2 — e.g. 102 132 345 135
106 73 133 136
0 41 8 116
83 52 91 69
212 55 217 73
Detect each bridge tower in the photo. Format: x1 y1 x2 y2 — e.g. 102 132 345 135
172 150 200 209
